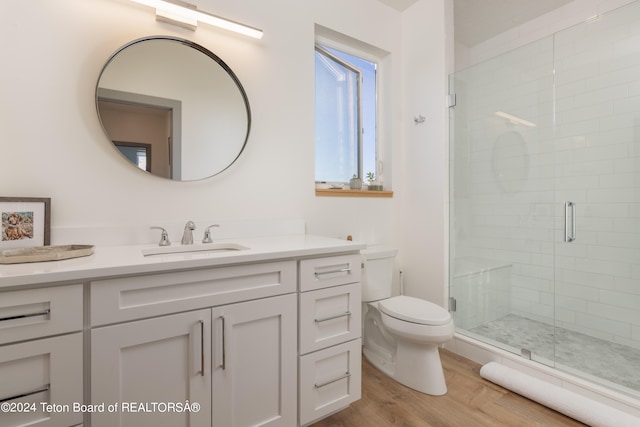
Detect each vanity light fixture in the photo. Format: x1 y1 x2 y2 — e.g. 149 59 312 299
495 111 536 127
130 0 263 39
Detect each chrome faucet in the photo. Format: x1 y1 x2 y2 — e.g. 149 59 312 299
181 221 196 245
150 227 171 246
202 224 220 243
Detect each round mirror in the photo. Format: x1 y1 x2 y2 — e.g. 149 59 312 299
96 36 251 181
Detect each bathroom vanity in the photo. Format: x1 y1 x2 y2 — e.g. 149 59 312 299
0 234 364 427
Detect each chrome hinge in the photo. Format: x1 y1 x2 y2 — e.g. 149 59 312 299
448 297 457 312
447 94 457 108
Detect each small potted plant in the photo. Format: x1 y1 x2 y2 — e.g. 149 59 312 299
367 172 383 191
349 174 363 190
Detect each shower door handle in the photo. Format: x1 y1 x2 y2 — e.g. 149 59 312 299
564 202 576 242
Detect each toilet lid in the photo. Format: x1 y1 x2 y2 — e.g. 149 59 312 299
378 296 451 326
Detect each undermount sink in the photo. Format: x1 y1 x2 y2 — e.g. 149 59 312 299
142 242 250 257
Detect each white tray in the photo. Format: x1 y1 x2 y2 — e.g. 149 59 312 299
0 245 95 264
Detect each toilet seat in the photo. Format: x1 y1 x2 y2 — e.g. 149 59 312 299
379 296 451 326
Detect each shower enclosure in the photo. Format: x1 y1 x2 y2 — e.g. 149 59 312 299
449 1 640 398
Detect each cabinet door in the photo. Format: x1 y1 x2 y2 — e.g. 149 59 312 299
91 310 211 427
212 294 297 427
0 333 82 427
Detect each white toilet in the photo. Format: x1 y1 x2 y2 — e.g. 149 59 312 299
361 246 454 396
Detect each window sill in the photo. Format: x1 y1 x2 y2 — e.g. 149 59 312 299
315 188 393 198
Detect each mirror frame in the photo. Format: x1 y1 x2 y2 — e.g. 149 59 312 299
96 35 252 181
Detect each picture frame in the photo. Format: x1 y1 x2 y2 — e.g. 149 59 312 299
0 197 51 250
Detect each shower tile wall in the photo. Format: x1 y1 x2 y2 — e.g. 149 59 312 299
452 1 640 350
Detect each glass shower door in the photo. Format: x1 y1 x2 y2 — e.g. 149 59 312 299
551 1 640 396
448 35 557 366
450 0 640 397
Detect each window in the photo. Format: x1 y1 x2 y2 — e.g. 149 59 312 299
315 44 377 184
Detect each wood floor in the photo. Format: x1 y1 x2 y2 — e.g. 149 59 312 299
311 349 587 427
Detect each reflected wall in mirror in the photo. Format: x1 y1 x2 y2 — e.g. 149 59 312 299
96 36 251 181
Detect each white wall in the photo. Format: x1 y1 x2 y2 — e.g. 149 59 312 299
0 1 451 306
0 0 398 234
395 0 451 306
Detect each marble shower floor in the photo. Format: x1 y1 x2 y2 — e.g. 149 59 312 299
468 314 640 395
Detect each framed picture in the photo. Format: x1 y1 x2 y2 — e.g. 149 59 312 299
0 197 51 249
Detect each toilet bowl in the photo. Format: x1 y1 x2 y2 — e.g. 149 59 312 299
361 247 454 396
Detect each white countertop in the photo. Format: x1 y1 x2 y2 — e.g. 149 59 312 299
0 235 366 289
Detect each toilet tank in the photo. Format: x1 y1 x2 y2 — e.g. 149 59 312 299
361 246 398 302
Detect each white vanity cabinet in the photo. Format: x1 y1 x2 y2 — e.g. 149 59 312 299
297 255 362 426
0 234 366 427
0 285 83 427
89 261 297 427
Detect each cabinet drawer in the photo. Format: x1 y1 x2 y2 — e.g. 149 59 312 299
90 261 296 326
0 332 83 427
299 254 361 292
299 283 361 355
299 339 362 426
0 284 83 345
